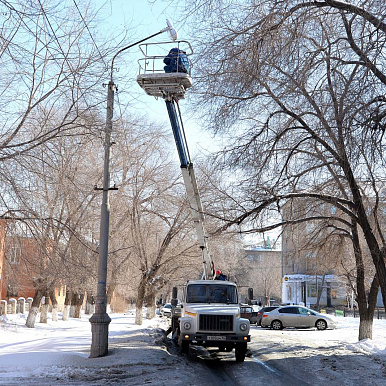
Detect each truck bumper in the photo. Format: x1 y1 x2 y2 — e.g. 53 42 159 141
180 333 250 344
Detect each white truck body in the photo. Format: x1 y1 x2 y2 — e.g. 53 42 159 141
177 280 250 361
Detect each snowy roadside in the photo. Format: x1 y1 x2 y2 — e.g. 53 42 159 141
249 317 386 386
0 310 201 385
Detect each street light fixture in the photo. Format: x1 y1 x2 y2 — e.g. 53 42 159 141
89 20 178 358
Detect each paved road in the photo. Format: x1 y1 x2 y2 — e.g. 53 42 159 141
178 325 386 386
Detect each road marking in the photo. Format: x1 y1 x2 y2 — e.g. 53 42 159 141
252 355 279 374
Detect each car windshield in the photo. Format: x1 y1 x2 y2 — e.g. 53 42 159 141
186 284 238 304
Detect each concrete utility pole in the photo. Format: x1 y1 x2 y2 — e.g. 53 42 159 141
89 20 178 358
89 80 115 358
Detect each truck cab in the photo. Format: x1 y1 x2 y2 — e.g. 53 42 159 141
176 280 250 362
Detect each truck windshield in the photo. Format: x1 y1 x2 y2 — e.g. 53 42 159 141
186 284 238 304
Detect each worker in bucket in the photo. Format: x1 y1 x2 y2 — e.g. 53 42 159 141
163 48 190 73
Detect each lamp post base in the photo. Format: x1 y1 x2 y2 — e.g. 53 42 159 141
89 312 111 358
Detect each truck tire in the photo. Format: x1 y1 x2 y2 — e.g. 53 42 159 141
177 331 189 354
235 343 247 362
181 340 189 354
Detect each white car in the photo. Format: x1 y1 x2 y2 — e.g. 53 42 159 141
160 303 173 317
261 305 337 330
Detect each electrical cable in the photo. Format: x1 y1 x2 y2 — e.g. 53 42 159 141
37 0 74 73
72 0 107 68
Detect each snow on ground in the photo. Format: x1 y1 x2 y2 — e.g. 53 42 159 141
0 309 188 385
249 316 386 385
0 310 386 385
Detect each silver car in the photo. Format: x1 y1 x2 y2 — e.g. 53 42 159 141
261 305 337 330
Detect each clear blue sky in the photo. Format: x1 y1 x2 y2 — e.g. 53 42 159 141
95 0 185 40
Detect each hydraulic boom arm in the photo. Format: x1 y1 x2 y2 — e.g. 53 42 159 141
165 99 215 280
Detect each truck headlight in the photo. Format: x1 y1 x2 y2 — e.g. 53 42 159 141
240 323 248 331
183 321 191 330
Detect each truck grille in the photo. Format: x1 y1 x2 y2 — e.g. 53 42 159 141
199 314 234 331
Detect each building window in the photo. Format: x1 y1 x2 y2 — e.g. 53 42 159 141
307 285 318 298
8 246 21 264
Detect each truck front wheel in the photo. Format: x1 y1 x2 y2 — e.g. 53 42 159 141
177 328 189 354
178 335 189 354
235 342 247 362
181 340 189 354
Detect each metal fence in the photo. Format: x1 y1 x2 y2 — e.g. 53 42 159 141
314 306 386 319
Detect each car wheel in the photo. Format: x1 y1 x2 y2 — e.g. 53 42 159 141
271 320 283 330
316 319 327 330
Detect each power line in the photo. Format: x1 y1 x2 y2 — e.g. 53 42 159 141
37 0 106 112
37 0 74 73
72 0 107 68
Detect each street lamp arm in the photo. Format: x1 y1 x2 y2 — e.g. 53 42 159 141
110 21 177 80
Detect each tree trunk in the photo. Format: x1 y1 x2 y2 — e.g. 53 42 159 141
62 289 71 321
107 283 115 309
135 282 146 325
145 292 156 319
359 274 379 340
358 315 373 340
50 289 58 322
73 293 84 318
25 288 44 328
39 289 50 323
70 292 78 317
85 293 95 315
316 275 326 310
345 169 386 313
39 293 48 324
352 223 378 340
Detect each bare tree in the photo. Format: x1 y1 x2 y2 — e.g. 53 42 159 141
0 0 117 326
0 1 112 161
178 0 386 339
107 117 201 324
3 128 103 327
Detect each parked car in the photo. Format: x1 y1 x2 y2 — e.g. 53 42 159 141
240 306 262 324
240 305 253 320
250 310 259 324
261 305 337 330
255 306 279 326
159 303 173 317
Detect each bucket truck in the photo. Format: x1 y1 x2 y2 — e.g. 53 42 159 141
137 40 250 362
